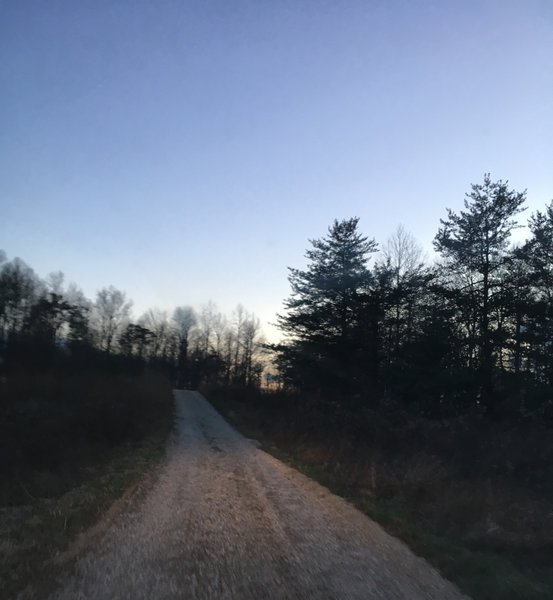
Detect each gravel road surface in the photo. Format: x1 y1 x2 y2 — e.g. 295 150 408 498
51 390 468 599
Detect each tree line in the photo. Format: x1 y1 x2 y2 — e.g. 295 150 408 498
0 256 264 388
273 175 553 420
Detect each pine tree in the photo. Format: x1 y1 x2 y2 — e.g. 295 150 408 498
521 202 553 384
434 174 526 415
276 218 377 405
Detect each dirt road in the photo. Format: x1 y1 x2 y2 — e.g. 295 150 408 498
51 390 468 599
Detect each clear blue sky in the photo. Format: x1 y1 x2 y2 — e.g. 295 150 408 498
1 0 552 340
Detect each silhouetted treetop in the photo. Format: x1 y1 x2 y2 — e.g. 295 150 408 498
276 218 379 401
281 218 377 340
434 174 526 274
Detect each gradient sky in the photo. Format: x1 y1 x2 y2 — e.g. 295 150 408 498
1 0 552 340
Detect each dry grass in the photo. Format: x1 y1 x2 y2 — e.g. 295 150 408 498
0 371 174 599
207 386 553 600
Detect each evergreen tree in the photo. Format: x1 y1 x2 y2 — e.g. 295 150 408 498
520 202 553 384
276 218 377 405
434 174 526 415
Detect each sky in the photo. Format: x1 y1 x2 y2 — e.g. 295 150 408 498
1 0 552 341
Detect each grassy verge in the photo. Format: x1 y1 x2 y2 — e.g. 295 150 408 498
0 372 174 600
207 388 553 600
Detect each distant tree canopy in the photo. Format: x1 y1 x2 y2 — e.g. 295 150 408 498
0 257 264 388
274 175 553 420
3 173 553 420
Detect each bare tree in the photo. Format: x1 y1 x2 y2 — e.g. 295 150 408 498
173 306 197 347
211 312 227 357
173 306 197 387
140 308 171 359
198 301 218 355
232 304 246 380
225 305 265 386
382 225 424 280
241 314 263 386
64 283 91 309
62 283 92 345
382 226 425 355
46 271 65 295
93 286 132 352
0 257 40 339
222 327 236 384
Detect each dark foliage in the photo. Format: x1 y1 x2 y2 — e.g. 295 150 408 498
273 176 553 421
